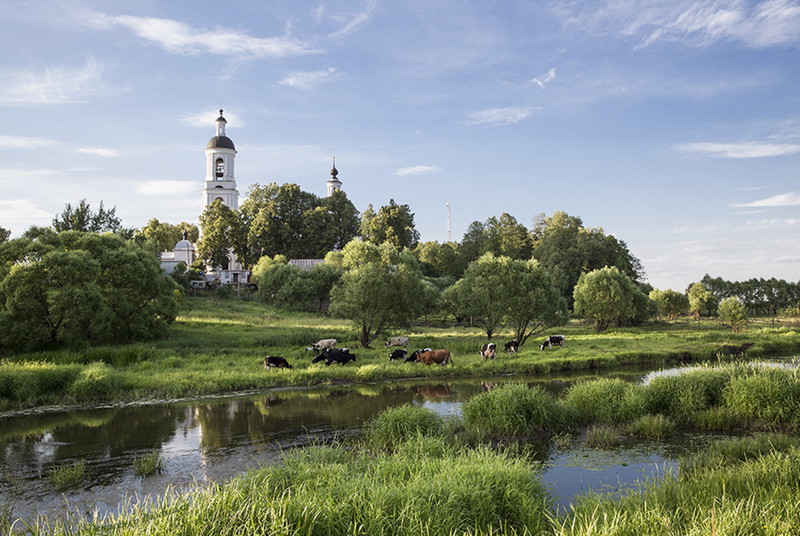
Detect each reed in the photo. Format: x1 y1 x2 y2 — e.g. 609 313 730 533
585 425 620 448
133 449 165 477
561 378 645 425
363 404 446 451
48 459 86 491
624 414 675 439
461 383 566 436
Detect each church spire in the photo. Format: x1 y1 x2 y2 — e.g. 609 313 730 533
327 156 342 197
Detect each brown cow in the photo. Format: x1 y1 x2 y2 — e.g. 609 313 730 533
416 349 451 365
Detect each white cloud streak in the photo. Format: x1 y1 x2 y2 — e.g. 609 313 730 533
676 142 800 158
78 147 123 157
465 107 538 126
394 165 440 176
554 0 800 49
732 192 800 207
0 57 109 104
279 68 339 90
0 136 60 149
528 68 557 88
85 13 319 59
324 0 379 40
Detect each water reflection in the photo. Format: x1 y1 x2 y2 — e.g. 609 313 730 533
0 365 686 526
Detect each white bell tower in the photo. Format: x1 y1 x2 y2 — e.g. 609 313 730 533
327 157 342 197
201 110 239 211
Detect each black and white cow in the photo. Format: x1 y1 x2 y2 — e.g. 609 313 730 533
389 348 408 361
405 348 432 362
540 335 566 350
264 355 293 369
504 340 520 353
313 348 357 366
480 342 497 359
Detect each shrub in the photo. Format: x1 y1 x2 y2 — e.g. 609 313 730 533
461 383 565 436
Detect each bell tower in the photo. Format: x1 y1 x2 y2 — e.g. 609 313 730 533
327 156 342 197
201 110 239 210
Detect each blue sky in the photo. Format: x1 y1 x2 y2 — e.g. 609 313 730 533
1 0 798 291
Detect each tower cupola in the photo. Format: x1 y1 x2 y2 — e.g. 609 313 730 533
326 156 342 197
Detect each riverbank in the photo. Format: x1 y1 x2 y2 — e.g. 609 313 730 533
2 296 800 412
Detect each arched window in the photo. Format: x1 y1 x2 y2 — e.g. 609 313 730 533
215 158 224 178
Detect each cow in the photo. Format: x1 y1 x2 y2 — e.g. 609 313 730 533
541 335 566 350
480 342 497 360
504 340 520 353
313 348 357 366
405 348 432 362
385 336 410 348
416 349 451 365
264 355 293 369
389 348 408 361
306 338 337 351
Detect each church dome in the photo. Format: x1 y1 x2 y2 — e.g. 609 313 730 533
174 239 194 250
206 135 236 150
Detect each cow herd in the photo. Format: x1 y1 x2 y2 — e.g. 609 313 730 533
264 335 566 370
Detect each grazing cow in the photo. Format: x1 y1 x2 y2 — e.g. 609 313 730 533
306 338 337 351
405 348 432 362
504 340 520 353
541 335 566 350
389 348 408 361
480 342 497 360
264 355 293 369
416 349 452 365
313 348 357 366
385 336 410 348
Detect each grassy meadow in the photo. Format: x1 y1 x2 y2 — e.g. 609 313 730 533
1 295 800 412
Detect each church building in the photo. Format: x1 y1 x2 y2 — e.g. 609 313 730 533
160 110 343 285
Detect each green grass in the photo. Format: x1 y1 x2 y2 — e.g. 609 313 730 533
462 384 567 437
133 450 165 477
2 296 800 411
48 459 86 491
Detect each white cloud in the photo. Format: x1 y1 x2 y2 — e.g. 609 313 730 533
465 107 538 126
78 147 123 157
136 180 197 196
731 192 800 207
182 109 243 128
85 13 319 59
394 165 440 176
0 136 60 149
279 68 339 90
324 0 379 40
676 142 800 158
0 57 109 104
528 68 557 88
554 0 800 49
0 200 52 231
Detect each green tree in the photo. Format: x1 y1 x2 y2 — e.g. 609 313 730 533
442 253 566 341
483 213 532 260
329 240 436 347
359 199 420 249
52 199 123 234
0 231 180 350
135 219 199 253
687 282 717 319
531 211 644 305
197 200 243 269
0 226 10 244
458 220 488 266
718 296 748 333
649 289 690 321
413 241 465 278
573 266 643 332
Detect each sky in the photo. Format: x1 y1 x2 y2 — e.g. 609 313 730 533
1 0 799 292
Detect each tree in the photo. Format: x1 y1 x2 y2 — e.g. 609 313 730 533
0 226 10 244
687 282 717 319
197 200 243 269
329 240 436 347
0 231 180 350
531 211 644 305
413 241 465 278
135 219 199 253
718 296 747 333
442 253 567 342
52 199 124 234
649 289 689 321
359 199 420 249
573 266 644 332
483 213 532 260
459 220 488 266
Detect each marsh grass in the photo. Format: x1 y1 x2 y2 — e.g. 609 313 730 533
133 449 165 477
624 414 674 439
562 378 645 425
462 384 566 436
38 436 553 536
585 425 620 448
48 459 86 491
363 404 446 451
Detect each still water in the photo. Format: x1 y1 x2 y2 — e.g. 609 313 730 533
0 365 720 526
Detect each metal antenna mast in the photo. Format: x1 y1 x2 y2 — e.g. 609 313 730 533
446 203 452 242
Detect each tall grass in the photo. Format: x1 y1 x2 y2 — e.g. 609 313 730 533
561 378 645 425
461 384 566 436
48 459 86 491
37 436 553 536
363 404 446 451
